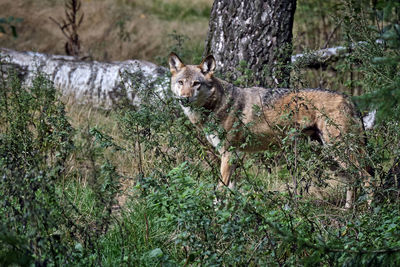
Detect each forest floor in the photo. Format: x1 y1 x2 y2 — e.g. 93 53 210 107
0 0 213 63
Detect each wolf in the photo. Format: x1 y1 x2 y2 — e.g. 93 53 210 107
168 52 372 208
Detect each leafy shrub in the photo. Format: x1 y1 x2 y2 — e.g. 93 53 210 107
114 61 400 266
340 0 400 122
133 163 400 266
0 68 122 265
0 16 23 38
0 71 75 265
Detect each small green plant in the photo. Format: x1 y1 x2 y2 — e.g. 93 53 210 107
0 16 23 38
0 69 75 265
116 16 131 44
0 63 124 265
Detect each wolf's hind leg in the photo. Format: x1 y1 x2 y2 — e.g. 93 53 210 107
318 122 373 208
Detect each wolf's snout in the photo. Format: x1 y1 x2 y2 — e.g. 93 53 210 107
177 97 191 106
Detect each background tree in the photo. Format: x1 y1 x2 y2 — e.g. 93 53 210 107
204 0 297 87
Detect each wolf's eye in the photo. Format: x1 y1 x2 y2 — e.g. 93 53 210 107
192 81 201 87
178 80 184 86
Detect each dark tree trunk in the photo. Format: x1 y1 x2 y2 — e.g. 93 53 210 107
204 0 296 87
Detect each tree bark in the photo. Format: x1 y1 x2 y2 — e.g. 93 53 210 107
204 0 296 87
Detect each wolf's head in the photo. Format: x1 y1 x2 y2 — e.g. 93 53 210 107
169 52 217 107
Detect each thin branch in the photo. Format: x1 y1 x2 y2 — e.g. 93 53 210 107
49 0 84 56
323 18 343 49
49 17 71 40
291 40 383 69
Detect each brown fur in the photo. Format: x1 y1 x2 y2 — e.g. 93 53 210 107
169 53 372 208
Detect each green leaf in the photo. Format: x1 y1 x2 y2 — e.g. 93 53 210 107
10 25 17 38
383 2 394 21
148 248 163 258
74 242 83 252
372 57 398 65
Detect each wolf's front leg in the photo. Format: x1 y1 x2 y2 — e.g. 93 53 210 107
219 151 237 190
345 188 354 209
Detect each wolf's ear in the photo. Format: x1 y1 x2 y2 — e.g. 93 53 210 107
199 55 216 75
169 52 184 74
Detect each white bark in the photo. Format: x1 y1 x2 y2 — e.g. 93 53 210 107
362 109 376 130
291 45 349 68
205 0 296 87
0 48 169 107
291 40 383 68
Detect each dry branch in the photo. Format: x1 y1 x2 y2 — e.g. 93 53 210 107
291 41 383 68
49 0 84 56
291 45 350 68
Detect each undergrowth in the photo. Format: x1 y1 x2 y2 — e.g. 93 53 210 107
0 67 400 267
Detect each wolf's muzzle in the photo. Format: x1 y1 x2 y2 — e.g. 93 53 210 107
177 97 192 106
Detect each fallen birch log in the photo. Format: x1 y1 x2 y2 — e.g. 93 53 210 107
290 41 382 68
0 48 169 107
291 45 350 69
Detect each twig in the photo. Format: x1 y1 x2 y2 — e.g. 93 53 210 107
323 18 343 49
144 212 149 244
49 0 84 56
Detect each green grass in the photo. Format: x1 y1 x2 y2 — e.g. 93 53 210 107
147 0 211 21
